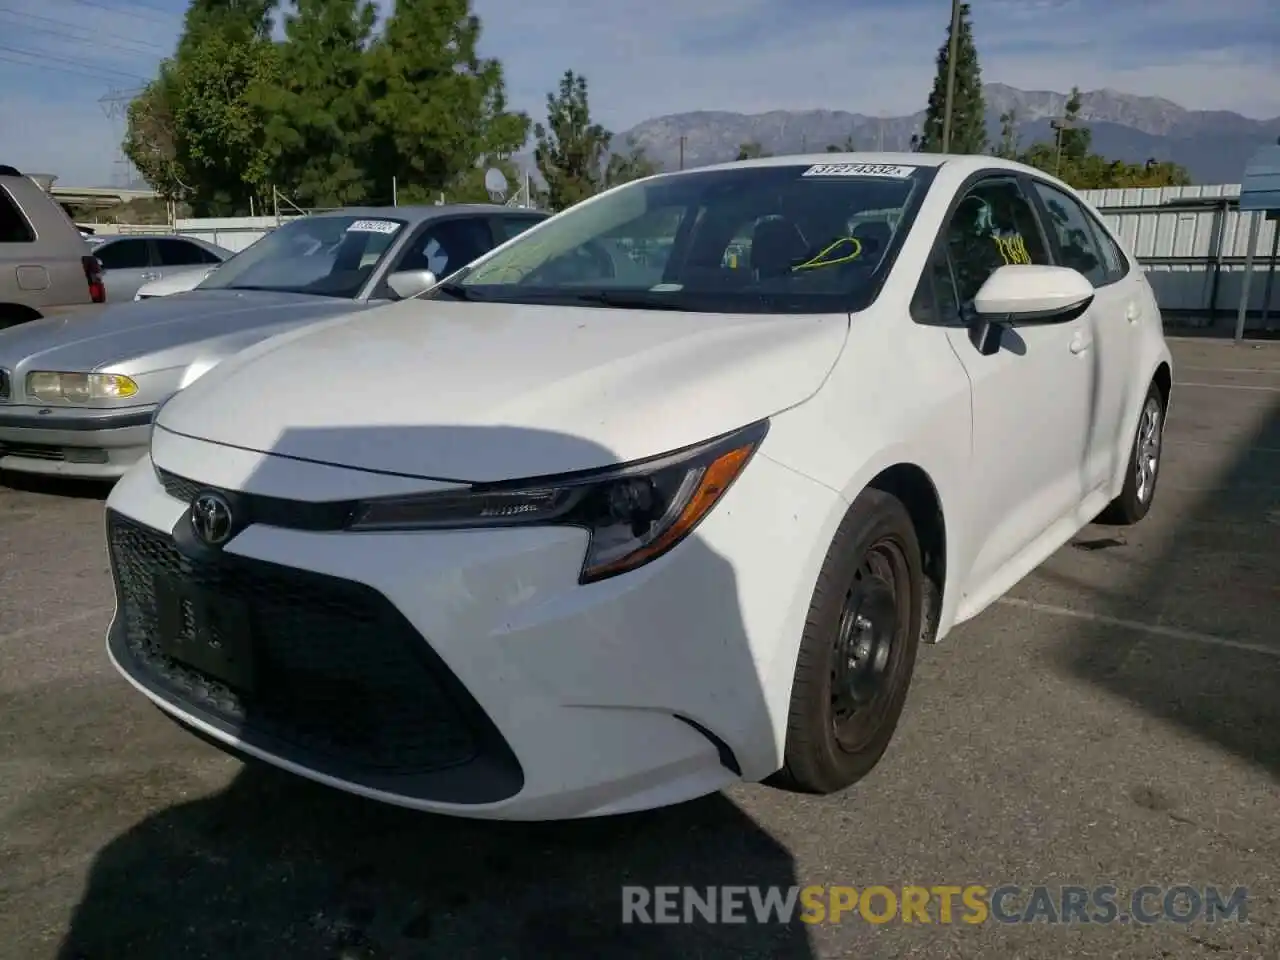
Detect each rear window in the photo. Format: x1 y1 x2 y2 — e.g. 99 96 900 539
0 187 35 243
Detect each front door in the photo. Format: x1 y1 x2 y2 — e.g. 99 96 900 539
936 176 1094 597
1026 178 1136 493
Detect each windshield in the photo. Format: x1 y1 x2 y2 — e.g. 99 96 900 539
198 214 406 299
450 162 935 313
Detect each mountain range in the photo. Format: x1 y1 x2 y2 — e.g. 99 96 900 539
605 83 1280 185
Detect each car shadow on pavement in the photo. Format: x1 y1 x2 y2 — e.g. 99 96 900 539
57 766 812 959
0 470 113 501
60 422 816 960
1060 392 1280 779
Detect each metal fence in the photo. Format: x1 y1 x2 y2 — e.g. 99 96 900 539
1079 185 1278 328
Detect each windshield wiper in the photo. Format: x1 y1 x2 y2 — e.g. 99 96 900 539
433 282 479 301
563 290 688 311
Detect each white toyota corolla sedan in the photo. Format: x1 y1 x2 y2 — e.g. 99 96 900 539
104 153 1172 820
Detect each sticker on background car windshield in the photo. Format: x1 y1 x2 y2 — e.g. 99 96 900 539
345 219 402 234
802 163 916 178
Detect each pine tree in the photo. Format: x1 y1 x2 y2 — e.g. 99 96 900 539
254 0 378 207
917 2 986 154
534 71 612 211
361 0 529 202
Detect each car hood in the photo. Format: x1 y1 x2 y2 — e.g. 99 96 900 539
156 298 850 481
0 290 368 373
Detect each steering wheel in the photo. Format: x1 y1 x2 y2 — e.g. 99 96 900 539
528 240 617 284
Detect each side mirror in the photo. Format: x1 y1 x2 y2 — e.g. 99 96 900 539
386 269 437 300
969 265 1094 355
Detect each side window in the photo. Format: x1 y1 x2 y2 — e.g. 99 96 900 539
911 242 963 326
0 188 35 243
1083 214 1128 284
493 217 542 243
95 239 151 270
156 239 210 266
1028 181 1107 287
397 218 494 278
944 178 1051 307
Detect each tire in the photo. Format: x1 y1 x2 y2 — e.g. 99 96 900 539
1098 381 1165 526
770 488 923 795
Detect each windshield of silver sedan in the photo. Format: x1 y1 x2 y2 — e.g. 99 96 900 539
198 215 405 299
443 162 934 313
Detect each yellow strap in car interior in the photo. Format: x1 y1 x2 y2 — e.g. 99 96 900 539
792 236 863 272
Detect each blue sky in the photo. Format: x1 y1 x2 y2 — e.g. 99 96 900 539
2 0 1277 186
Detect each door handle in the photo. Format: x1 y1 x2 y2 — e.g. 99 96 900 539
1069 331 1092 355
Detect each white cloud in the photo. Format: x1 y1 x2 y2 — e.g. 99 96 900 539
5 0 1276 186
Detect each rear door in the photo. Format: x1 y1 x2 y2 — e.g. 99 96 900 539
95 237 156 301
931 174 1094 596
1025 178 1137 493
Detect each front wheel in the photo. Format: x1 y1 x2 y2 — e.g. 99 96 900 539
771 488 923 795
1099 381 1165 525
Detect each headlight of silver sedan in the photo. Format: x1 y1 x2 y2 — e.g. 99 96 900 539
26 371 139 403
348 420 769 583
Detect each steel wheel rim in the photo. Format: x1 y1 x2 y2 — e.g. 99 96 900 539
1134 397 1162 503
830 536 911 754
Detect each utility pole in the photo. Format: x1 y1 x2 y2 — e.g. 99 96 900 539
941 0 960 153
1049 115 1073 177
679 136 686 170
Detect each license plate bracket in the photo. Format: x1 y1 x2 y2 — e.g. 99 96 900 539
155 576 257 693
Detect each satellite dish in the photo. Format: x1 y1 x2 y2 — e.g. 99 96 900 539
484 167 509 202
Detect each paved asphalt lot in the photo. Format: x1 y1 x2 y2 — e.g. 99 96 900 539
1 337 1277 959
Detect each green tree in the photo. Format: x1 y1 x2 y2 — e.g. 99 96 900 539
917 2 986 154
605 137 658 187
254 0 378 207
824 135 858 152
735 140 769 160
362 0 529 203
124 0 278 214
169 33 280 215
992 108 1018 159
123 67 189 201
534 70 612 211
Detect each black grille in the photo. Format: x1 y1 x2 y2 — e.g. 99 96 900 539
157 469 203 502
107 510 511 786
0 441 62 461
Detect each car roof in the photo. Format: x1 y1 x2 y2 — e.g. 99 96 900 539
677 151 1040 178
306 204 544 224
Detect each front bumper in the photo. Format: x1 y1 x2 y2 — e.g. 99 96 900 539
0 404 154 479
103 431 844 820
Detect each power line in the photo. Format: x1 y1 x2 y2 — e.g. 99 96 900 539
0 6 168 52
0 17 167 60
51 0 182 22
0 50 136 83
0 42 149 81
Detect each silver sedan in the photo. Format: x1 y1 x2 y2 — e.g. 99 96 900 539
0 204 546 479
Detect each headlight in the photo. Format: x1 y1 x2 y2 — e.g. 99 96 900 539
348 420 769 583
26 371 138 403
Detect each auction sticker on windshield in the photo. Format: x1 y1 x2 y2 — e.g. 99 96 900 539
346 219 402 234
802 164 916 178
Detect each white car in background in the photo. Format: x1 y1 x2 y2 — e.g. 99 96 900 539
104 153 1172 821
134 264 220 300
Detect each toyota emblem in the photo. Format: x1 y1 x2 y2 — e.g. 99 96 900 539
190 491 234 546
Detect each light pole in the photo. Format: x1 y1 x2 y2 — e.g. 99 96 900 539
941 0 960 153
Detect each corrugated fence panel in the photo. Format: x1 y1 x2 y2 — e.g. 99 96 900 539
1078 183 1278 316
